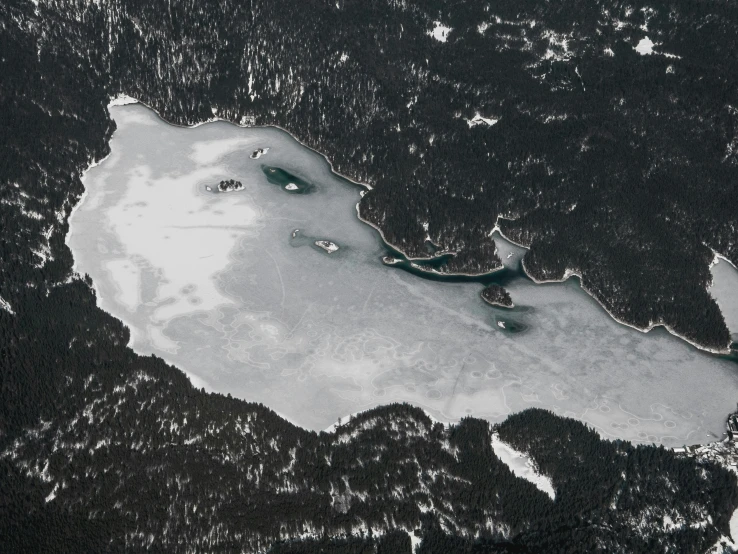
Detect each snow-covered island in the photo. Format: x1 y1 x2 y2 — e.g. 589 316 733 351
382 256 402 265
250 147 268 159
217 179 244 192
481 284 514 308
285 183 299 191
315 240 339 254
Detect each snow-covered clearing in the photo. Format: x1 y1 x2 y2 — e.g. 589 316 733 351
429 22 452 42
492 433 555 499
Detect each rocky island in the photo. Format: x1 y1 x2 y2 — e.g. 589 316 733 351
481 284 514 308
217 179 244 192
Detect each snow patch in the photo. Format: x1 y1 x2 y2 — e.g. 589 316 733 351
541 30 571 61
635 37 654 55
108 94 139 108
429 22 452 42
409 530 422 550
492 433 555 499
45 483 59 503
466 113 498 128
0 296 14 315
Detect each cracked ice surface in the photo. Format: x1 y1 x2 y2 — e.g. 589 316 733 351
68 104 738 445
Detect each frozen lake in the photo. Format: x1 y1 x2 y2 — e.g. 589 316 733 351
68 103 738 446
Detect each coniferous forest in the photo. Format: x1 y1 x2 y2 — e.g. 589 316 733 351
2 0 738 551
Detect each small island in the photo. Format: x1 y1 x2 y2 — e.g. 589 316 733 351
481 284 513 308
315 240 339 254
250 148 268 159
217 179 244 192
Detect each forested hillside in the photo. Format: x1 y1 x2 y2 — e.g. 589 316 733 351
2 0 738 551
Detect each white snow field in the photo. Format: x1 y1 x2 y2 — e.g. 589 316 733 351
67 104 738 444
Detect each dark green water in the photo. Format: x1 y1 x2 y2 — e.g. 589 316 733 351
380 240 521 287
262 165 316 194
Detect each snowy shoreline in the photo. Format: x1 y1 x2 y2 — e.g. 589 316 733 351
481 297 514 309
488 220 733 356
66 94 135 277
519 257 731 356
355 204 505 277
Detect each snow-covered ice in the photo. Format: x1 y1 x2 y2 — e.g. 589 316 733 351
104 259 141 312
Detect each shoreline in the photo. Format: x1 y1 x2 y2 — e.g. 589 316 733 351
67 98 138 348
489 220 733 356
481 298 514 309
67 94 131 275
113 94 374 191
710 250 738 272
355 205 505 277
519 257 732 356
323 401 737 454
